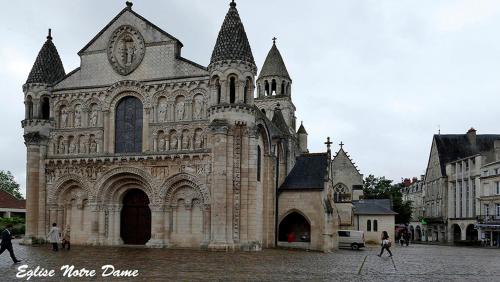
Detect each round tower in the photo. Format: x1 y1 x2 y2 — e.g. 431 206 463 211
22 29 65 243
208 0 257 124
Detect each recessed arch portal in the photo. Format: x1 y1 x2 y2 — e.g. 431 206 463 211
278 211 311 242
120 188 151 245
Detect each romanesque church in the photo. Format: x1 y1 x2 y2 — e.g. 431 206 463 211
21 1 365 251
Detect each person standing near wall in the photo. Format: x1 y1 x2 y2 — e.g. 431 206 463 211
46 223 60 252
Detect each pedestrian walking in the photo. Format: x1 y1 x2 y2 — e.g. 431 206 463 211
46 223 60 251
377 231 393 257
0 224 21 263
61 225 71 250
404 231 410 247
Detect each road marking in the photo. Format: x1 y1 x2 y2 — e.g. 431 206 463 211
357 255 368 275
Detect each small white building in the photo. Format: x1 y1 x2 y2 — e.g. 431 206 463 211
352 199 397 244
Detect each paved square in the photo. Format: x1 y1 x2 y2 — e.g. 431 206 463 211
1 241 499 281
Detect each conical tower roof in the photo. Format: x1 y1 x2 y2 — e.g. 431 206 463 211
258 40 290 80
297 122 307 134
26 30 65 84
210 1 255 65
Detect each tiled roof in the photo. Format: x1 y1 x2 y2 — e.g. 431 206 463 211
353 199 397 215
434 134 500 175
280 153 329 191
26 33 66 84
258 42 290 80
0 190 26 210
210 1 254 65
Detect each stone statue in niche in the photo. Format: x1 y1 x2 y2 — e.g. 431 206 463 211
182 133 190 150
60 108 68 128
158 135 165 151
89 136 97 153
57 139 65 154
68 139 76 154
74 106 82 127
170 134 178 150
79 137 86 154
194 133 203 149
90 108 98 127
176 101 185 121
194 97 203 119
158 102 167 122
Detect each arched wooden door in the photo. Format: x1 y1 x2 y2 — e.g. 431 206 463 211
120 189 151 245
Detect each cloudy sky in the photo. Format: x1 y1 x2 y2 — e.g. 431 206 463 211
2 0 500 195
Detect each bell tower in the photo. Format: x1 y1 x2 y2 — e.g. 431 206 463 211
255 38 296 132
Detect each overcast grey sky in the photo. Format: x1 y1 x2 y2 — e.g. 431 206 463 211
2 0 500 195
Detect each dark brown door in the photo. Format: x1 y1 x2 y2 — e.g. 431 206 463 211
120 189 151 245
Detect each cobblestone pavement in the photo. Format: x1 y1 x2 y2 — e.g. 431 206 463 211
1 240 499 281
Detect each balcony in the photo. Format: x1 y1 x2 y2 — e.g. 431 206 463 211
476 215 500 224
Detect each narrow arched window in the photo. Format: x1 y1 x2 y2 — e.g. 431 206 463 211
115 96 143 153
244 81 248 104
26 96 33 120
373 220 378 232
41 97 50 120
271 79 277 95
216 79 221 104
367 220 371 232
257 145 262 182
265 81 269 96
281 81 285 95
229 77 236 103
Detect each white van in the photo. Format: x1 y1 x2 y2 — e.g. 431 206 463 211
338 230 365 250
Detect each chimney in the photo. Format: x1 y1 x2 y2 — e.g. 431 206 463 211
467 127 476 146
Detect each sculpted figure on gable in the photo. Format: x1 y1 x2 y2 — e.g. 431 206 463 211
57 137 65 154
175 96 185 121
193 95 203 120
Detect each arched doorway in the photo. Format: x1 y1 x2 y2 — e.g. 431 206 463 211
120 189 151 245
278 212 311 242
452 224 461 242
466 224 478 241
410 225 415 241
115 96 143 153
415 226 422 241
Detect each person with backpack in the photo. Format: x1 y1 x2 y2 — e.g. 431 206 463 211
377 230 393 257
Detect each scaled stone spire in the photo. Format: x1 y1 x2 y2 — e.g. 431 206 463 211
26 29 66 84
210 1 255 65
297 121 307 134
258 39 291 80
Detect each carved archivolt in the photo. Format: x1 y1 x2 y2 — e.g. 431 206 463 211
104 80 151 111
49 174 91 205
160 173 209 206
93 166 157 203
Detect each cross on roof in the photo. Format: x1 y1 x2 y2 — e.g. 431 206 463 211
325 137 333 150
339 141 344 149
272 37 277 44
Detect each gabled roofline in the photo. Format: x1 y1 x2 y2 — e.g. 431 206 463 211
78 7 183 56
53 67 81 86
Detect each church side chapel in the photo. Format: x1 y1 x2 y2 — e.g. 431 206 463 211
21 1 380 252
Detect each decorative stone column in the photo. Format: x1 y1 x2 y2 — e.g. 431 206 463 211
164 206 172 246
208 121 232 250
146 204 165 248
202 204 211 248
87 203 100 245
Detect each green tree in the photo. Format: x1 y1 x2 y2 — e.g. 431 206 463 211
0 171 23 199
363 174 413 224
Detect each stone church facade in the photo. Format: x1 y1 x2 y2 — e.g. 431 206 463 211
21 1 365 251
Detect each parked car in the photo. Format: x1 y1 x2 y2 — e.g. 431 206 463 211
338 230 365 250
